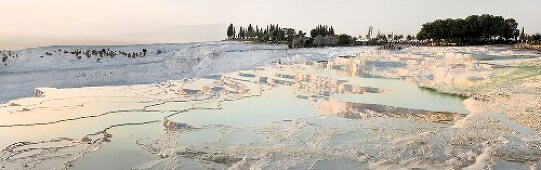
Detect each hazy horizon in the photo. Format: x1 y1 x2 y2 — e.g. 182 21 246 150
1 0 540 50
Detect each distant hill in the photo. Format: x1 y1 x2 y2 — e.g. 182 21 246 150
0 24 227 50
110 24 227 44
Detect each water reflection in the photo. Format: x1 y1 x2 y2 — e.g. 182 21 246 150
0 55 470 169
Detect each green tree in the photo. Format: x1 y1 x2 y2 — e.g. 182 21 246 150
247 24 254 39
255 25 260 38
406 35 413 42
387 34 394 41
227 23 235 39
298 30 306 37
503 18 518 40
310 25 333 38
337 34 352 46
238 27 245 39
393 34 404 42
310 29 318 38
285 28 296 41
278 29 286 41
417 14 520 44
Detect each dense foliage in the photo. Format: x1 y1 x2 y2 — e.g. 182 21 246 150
337 34 353 46
227 24 299 43
310 25 335 38
226 24 236 39
226 14 529 49
417 14 519 45
525 33 541 45
227 23 351 47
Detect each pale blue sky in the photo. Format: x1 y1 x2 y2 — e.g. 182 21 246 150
1 0 540 49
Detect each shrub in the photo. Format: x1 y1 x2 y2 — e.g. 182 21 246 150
337 34 353 46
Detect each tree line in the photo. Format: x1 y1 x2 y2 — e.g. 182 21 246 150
227 23 381 48
518 27 541 45
526 33 541 45
227 24 299 43
417 14 519 45
310 25 335 38
226 14 537 48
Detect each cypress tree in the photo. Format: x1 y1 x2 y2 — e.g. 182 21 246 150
247 24 254 39
227 23 235 39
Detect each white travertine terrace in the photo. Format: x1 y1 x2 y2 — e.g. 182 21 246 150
1 45 540 169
